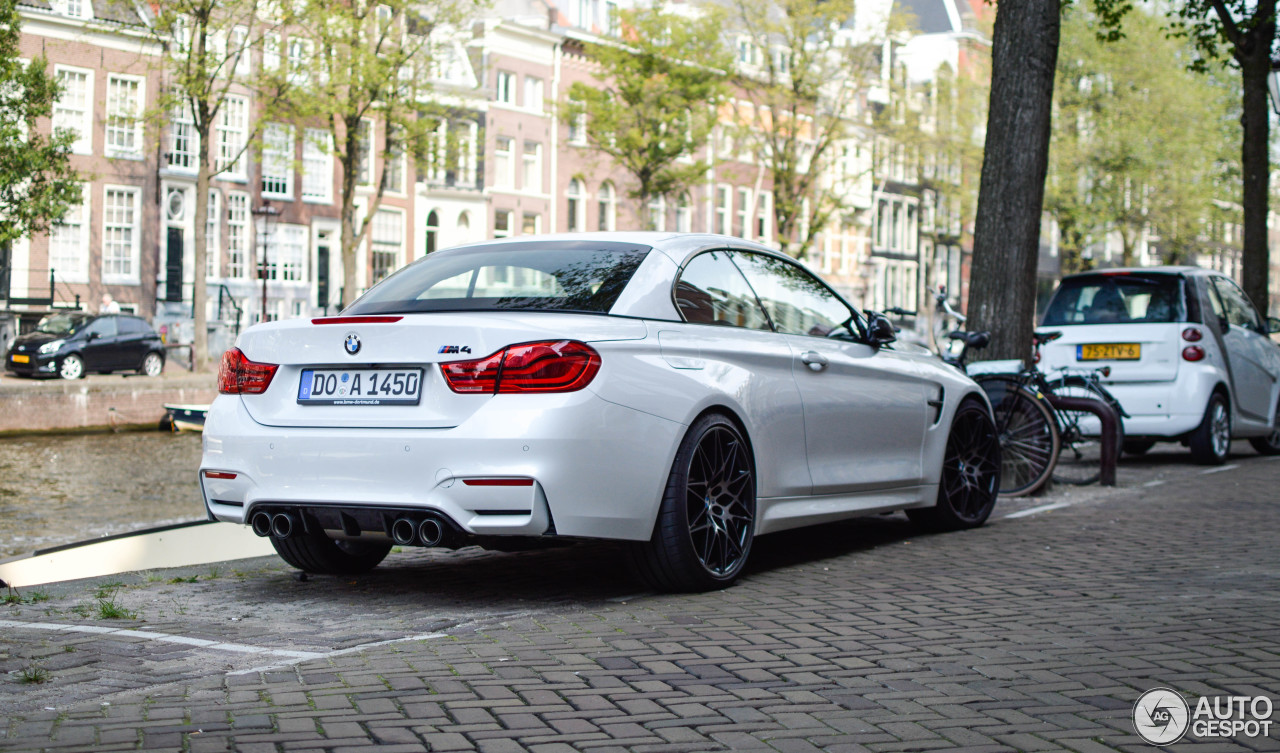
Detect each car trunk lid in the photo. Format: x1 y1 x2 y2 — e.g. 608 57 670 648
234 313 646 429
1036 323 1183 383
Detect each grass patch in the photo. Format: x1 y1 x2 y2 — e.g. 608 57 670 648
168 575 199 584
18 665 49 684
94 588 137 620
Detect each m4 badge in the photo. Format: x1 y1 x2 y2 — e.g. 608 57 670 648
438 345 472 354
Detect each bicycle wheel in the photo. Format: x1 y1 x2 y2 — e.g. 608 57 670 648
976 376 1060 496
1045 376 1124 485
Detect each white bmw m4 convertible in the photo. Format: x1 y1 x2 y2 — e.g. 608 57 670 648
201 233 1000 591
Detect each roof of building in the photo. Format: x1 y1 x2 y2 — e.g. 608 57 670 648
17 0 147 28
896 0 961 35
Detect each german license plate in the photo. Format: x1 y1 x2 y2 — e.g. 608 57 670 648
10 354 29 364
1078 343 1140 361
297 368 423 405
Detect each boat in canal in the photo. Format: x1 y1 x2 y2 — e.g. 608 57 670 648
164 403 209 432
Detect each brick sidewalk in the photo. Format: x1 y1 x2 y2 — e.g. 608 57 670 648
3 456 1279 752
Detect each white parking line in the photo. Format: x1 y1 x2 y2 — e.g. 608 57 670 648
0 619 323 660
1143 479 1166 487
1001 502 1073 519
1200 464 1240 475
0 618 450 675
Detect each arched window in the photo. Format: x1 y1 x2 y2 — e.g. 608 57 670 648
567 178 585 232
425 210 439 254
597 182 616 231
457 211 471 243
647 195 665 232
675 192 692 232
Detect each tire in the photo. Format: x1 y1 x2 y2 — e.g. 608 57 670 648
140 351 164 377
908 398 1001 531
1046 376 1124 486
59 354 85 380
1189 393 1231 465
628 413 755 593
976 376 1060 496
1248 398 1280 456
271 530 391 574
1123 439 1156 456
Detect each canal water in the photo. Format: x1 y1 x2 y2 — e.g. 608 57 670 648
0 431 206 559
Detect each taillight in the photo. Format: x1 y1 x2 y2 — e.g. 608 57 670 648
1182 345 1206 362
440 340 601 394
218 348 279 394
1182 327 1202 342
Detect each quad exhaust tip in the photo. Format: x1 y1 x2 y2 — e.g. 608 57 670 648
418 516 446 547
250 511 273 537
270 512 297 540
391 517 418 546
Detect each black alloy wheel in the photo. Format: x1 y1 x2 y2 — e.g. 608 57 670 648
909 399 1001 530
628 413 756 592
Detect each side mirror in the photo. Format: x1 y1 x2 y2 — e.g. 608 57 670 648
1268 317 1280 335
85 332 100 341
864 311 897 347
1218 316 1230 335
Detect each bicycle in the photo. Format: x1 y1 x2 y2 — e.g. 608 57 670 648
944 330 1124 494
1042 364 1126 486
930 286 967 357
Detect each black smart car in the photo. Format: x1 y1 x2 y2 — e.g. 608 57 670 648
4 312 166 379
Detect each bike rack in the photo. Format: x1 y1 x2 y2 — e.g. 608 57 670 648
1045 394 1121 486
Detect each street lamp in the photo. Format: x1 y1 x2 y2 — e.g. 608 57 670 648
251 203 280 323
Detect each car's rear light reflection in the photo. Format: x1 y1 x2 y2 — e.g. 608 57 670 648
462 478 535 486
218 348 279 394
441 340 601 394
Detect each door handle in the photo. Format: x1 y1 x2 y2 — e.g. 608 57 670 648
800 351 828 372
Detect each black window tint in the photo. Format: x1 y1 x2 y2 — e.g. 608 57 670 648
87 317 118 337
117 317 146 335
731 252 851 337
1042 274 1182 326
675 251 771 330
1212 277 1262 331
344 242 650 315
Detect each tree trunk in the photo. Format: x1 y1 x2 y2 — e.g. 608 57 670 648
192 131 211 372
339 122 360 310
965 0 1060 364
1238 33 1272 315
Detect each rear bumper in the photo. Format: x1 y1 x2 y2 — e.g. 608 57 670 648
1105 368 1223 437
199 390 685 542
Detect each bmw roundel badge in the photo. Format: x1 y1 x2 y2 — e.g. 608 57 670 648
344 333 361 356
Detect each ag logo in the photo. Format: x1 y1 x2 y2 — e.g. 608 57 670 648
1134 688 1190 746
344 333 361 356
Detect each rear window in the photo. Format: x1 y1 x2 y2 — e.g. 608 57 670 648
1042 273 1183 326
344 241 651 316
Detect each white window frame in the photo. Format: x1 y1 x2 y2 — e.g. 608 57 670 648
716 185 730 235
523 76 544 113
522 141 541 194
756 192 772 243
566 178 585 232
226 191 250 279
494 137 515 189
597 182 616 231
216 95 249 179
301 128 333 203
736 187 750 238
356 118 374 188
675 192 692 233
166 105 198 171
206 189 221 278
261 123 295 199
271 223 308 282
494 209 513 238
105 74 145 158
53 66 93 155
230 26 251 78
370 209 403 282
102 185 141 284
567 99 587 145
385 124 406 195
263 33 281 71
50 183 91 284
496 71 515 104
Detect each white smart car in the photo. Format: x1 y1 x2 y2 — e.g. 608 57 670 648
201 233 998 591
1037 267 1280 465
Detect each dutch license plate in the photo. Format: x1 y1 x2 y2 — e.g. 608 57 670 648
297 368 424 405
10 354 30 364
1078 343 1140 361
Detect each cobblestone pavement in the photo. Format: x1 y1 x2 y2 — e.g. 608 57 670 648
2 447 1279 752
